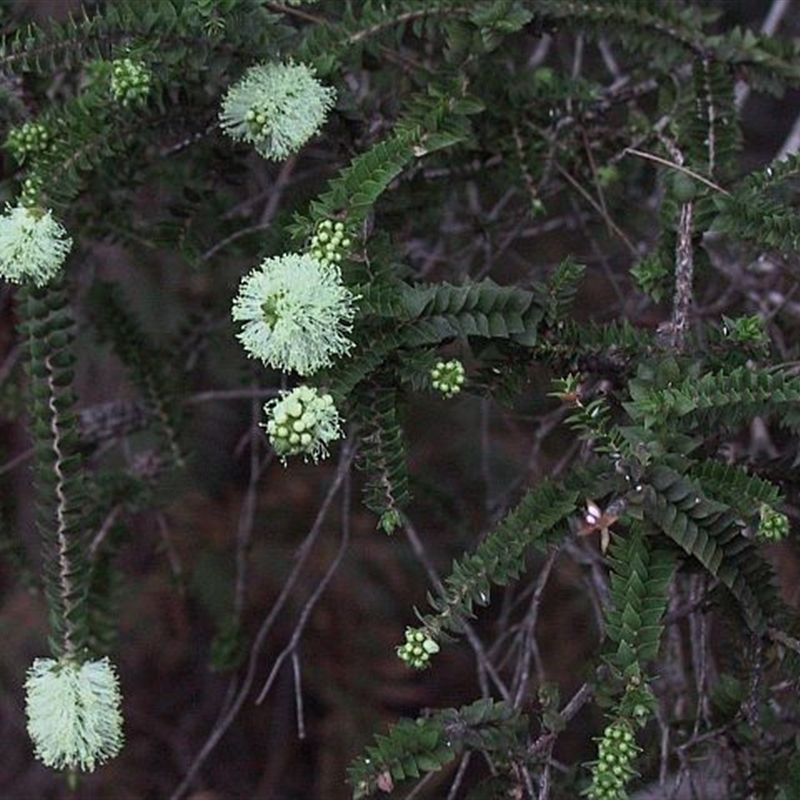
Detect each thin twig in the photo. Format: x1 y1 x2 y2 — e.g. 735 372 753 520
511 548 559 707
669 201 694 351
234 394 271 618
553 162 639 256
169 440 356 800
255 469 352 704
402 515 511 701
624 148 730 196
183 387 280 405
446 753 472 800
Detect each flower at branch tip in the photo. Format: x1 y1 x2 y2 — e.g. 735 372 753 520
5 120 51 163
25 656 124 772
219 61 336 160
431 359 465 398
586 719 640 799
757 503 790 541
110 57 152 107
0 204 72 287
263 385 343 463
232 252 357 375
310 219 352 267
397 626 440 669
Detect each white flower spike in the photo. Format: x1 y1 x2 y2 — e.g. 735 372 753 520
232 252 357 376
25 656 124 772
0 204 72 287
219 61 336 161
264 385 343 463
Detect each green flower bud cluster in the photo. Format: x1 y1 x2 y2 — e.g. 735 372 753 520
722 314 768 346
110 58 152 107
310 219 352 267
585 720 640 799
397 626 440 669
20 174 45 208
264 385 343 463
758 503 790 541
431 359 465 397
6 121 50 163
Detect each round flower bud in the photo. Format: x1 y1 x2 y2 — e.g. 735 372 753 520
397 626 440 669
430 359 466 398
263 385 343 463
219 61 336 161
586 719 640 799
25 657 124 772
310 219 353 267
109 57 152 107
757 503 790 541
0 203 72 287
6 120 51 163
232 252 357 376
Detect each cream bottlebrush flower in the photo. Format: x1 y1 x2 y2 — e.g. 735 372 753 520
219 61 336 160
0 204 72 287
263 385 343 462
232 252 357 375
25 656 124 772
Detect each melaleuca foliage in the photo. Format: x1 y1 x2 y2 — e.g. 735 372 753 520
2 1 800 797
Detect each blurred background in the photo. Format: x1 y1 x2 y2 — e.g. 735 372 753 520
1 1 800 798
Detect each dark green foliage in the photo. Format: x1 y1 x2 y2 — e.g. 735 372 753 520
690 460 783 520
353 386 411 532
640 464 778 636
421 481 577 636
712 154 800 252
304 133 417 229
603 526 675 677
348 698 528 800
19 281 91 658
401 279 544 348
626 363 800 432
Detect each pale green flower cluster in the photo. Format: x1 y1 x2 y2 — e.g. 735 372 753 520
757 503 790 541
431 359 465 397
397 626 440 669
110 57 152 107
0 203 72 286
232 252 356 376
5 120 50 163
219 61 335 161
586 719 640 799
310 219 352 267
264 385 342 462
25 657 124 772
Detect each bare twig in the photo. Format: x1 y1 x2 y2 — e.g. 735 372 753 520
169 440 356 800
255 469 352 704
402 515 511 701
511 548 559 707
624 148 730 196
669 200 694 351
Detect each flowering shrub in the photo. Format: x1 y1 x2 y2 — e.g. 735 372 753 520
1 3 800 799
